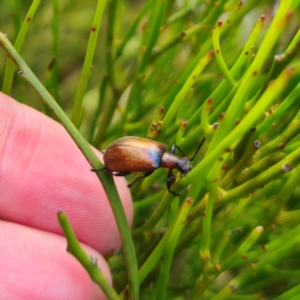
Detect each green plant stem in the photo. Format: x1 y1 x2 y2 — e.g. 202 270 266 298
2 0 41 95
167 2 196 25
132 192 173 237
150 0 226 62
71 0 107 127
151 198 193 299
211 198 249 264
186 10 265 133
106 0 117 95
254 81 300 139
276 210 300 225
172 66 293 195
208 0 295 153
51 0 60 103
0 32 139 300
219 144 300 206
236 151 287 184
187 184 217 299
253 114 300 162
274 284 300 300
125 0 169 121
57 211 120 300
220 226 264 271
89 76 108 143
212 225 300 299
261 164 300 227
12 0 21 36
220 141 260 189
115 0 151 61
237 223 300 269
175 216 202 255
200 184 216 270
212 21 236 88
161 50 213 138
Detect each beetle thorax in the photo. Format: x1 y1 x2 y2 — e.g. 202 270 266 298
161 152 179 170
161 153 191 174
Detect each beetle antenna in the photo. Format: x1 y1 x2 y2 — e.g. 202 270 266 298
190 137 206 162
174 145 188 157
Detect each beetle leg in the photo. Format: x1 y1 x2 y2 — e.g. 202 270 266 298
113 172 131 177
91 168 129 177
167 169 181 196
127 171 153 188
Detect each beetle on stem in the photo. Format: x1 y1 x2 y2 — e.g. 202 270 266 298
92 136 205 196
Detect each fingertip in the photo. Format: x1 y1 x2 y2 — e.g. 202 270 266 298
0 221 111 300
0 93 133 254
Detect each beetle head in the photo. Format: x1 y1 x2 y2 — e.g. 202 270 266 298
176 157 192 174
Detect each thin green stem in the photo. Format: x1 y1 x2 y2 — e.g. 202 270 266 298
71 0 107 127
2 0 41 95
152 198 193 299
0 32 139 300
212 21 236 88
57 211 120 300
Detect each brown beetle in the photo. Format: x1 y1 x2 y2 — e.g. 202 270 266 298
92 136 205 196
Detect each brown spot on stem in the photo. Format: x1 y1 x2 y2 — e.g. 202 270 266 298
215 264 221 272
181 121 188 128
91 26 96 32
213 122 218 130
287 9 294 19
186 197 193 204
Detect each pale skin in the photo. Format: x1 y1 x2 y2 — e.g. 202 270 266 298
0 92 133 299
